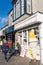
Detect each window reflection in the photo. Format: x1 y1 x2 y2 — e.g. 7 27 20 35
13 0 24 20
16 0 20 18
21 0 24 15
14 4 16 20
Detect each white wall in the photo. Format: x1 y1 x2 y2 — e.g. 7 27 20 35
39 23 43 64
32 0 43 13
8 10 13 26
0 30 3 36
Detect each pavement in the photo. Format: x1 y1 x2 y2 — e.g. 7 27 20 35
0 52 40 65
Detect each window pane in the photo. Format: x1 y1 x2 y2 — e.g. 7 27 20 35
23 31 27 45
27 0 31 13
28 28 40 60
19 32 22 45
28 28 39 46
16 0 20 18
14 4 16 20
21 0 24 15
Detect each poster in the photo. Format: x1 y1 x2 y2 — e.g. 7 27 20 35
20 47 26 57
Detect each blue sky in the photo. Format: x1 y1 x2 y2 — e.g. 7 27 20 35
0 0 12 29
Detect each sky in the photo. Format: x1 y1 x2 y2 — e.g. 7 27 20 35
0 0 12 29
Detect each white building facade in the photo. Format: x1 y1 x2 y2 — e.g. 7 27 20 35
12 0 43 64
1 0 43 64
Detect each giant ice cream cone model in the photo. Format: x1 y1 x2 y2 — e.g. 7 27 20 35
29 29 38 60
29 29 36 38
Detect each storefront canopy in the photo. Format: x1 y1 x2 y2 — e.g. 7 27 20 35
15 12 43 30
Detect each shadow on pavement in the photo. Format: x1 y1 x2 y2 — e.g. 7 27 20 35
7 53 15 62
29 60 40 65
7 51 19 62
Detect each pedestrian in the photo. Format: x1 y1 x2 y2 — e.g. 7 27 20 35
7 40 12 55
0 40 3 52
17 42 21 55
1 39 9 61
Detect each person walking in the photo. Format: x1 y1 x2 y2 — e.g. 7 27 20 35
7 40 12 55
17 42 21 55
1 39 9 61
0 40 3 52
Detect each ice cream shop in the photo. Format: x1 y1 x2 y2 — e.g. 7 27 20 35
14 12 43 63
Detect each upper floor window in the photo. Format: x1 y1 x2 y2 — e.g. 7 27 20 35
13 0 32 21
16 0 20 18
21 0 24 15
26 0 32 13
13 0 24 20
14 4 16 20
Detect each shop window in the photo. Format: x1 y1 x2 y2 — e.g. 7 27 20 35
19 32 22 45
28 27 39 46
34 28 40 45
15 33 18 42
23 31 27 45
27 28 40 60
15 32 22 45
23 31 27 38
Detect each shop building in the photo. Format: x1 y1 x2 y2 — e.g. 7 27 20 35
12 0 43 64
0 24 8 40
3 9 15 43
14 12 41 60
1 0 43 64
14 13 43 64
0 24 8 49
12 0 43 45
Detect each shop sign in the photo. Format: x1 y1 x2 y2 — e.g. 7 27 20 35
3 25 14 34
8 25 14 33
